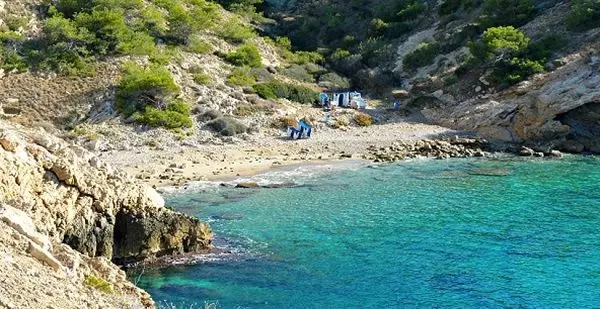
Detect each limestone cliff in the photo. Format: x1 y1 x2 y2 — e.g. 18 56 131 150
420 41 600 153
0 120 214 307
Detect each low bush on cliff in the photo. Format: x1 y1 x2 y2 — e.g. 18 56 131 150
134 100 193 129
84 275 113 294
206 117 248 136
227 67 256 86
224 43 262 67
479 0 535 28
567 0 600 30
280 64 314 83
468 26 552 87
116 63 192 129
253 81 318 104
438 0 480 16
403 41 440 71
1 0 221 74
217 17 256 43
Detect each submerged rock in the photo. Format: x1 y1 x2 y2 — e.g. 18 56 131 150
468 168 512 177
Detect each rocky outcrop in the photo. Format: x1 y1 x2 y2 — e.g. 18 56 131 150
0 122 213 265
421 43 600 153
366 138 488 163
0 213 153 308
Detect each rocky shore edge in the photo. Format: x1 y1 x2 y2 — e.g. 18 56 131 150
172 138 569 191
0 123 214 308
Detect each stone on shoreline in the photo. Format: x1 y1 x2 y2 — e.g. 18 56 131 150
236 182 260 188
519 146 535 156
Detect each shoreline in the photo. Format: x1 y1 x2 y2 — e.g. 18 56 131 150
100 121 480 188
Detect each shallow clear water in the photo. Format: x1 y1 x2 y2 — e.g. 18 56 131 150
136 157 600 308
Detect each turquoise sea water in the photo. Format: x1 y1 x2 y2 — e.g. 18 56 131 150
136 157 600 308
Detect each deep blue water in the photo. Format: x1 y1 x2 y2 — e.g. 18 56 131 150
135 157 600 308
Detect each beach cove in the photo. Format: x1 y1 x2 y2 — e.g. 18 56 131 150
133 155 600 308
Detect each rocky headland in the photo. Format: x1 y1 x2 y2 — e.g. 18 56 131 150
0 122 213 308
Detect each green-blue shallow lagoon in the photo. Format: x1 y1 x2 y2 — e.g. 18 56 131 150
136 157 600 308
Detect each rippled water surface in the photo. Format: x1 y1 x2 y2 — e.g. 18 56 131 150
136 157 600 308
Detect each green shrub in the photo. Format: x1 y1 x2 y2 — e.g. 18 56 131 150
403 41 440 70
567 0 600 30
525 35 567 60
218 18 255 43
469 26 529 61
480 0 535 28
253 81 318 104
318 72 350 89
443 74 459 85
468 26 551 87
331 49 351 61
73 8 136 55
135 101 192 129
369 18 389 37
198 109 223 122
6 16 29 31
193 72 212 85
280 64 314 82
353 112 373 127
185 36 212 54
148 47 181 65
84 275 113 294
156 0 219 44
0 47 28 72
394 0 426 21
491 57 543 86
0 31 26 44
224 43 262 67
116 63 180 116
5 0 222 75
206 117 248 136
293 51 324 65
136 6 168 37
274 36 292 50
217 0 263 11
31 15 95 74
438 0 463 16
227 67 256 86
252 83 277 99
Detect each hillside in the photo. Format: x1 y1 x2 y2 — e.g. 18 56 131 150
0 0 351 152
262 0 600 152
1 0 600 307
1 0 599 153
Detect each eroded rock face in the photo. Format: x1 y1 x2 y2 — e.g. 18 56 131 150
421 48 600 153
555 102 600 152
0 122 213 264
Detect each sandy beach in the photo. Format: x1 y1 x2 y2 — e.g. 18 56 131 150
101 120 466 188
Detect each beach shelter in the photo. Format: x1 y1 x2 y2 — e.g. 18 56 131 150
336 92 350 107
287 120 313 140
349 92 367 109
331 93 339 107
